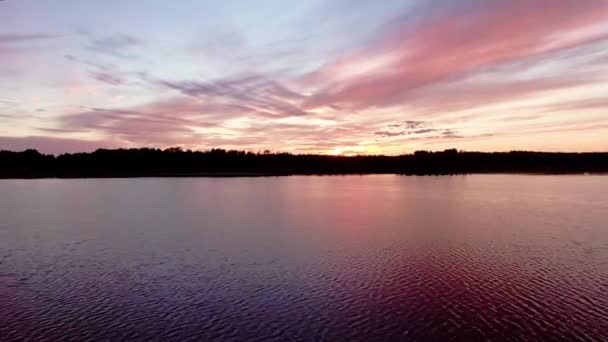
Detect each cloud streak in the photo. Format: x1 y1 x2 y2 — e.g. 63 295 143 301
0 33 62 43
84 34 142 58
151 73 310 119
88 71 126 85
304 0 608 111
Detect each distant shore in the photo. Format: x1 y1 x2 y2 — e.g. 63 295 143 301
2 148 607 179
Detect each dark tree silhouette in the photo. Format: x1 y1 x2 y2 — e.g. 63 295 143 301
1 148 607 178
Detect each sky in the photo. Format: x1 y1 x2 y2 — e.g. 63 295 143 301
1 0 608 155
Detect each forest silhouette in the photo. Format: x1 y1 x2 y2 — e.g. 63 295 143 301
1 148 607 178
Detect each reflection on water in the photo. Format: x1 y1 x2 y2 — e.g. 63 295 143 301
1 175 607 341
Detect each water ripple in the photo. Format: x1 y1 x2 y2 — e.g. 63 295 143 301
0 176 607 341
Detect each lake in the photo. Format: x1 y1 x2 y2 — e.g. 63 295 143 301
1 175 607 341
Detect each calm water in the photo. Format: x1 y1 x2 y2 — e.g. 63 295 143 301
1 175 607 341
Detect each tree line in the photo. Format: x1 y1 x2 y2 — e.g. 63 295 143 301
1 148 607 178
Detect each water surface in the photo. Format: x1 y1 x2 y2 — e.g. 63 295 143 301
1 175 607 341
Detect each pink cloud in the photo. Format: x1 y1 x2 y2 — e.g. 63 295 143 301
59 98 219 145
304 0 608 111
403 71 607 118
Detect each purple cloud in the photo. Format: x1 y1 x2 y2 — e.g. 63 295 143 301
85 34 142 58
89 70 125 85
152 73 310 118
0 33 62 43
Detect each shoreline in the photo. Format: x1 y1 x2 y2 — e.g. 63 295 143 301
3 149 607 179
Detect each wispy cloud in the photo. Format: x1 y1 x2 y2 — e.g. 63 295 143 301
304 0 608 111
0 33 63 43
374 120 466 140
85 34 142 58
88 70 126 86
150 73 310 118
537 97 608 113
60 104 208 142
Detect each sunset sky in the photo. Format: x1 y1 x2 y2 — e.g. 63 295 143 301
1 0 608 155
